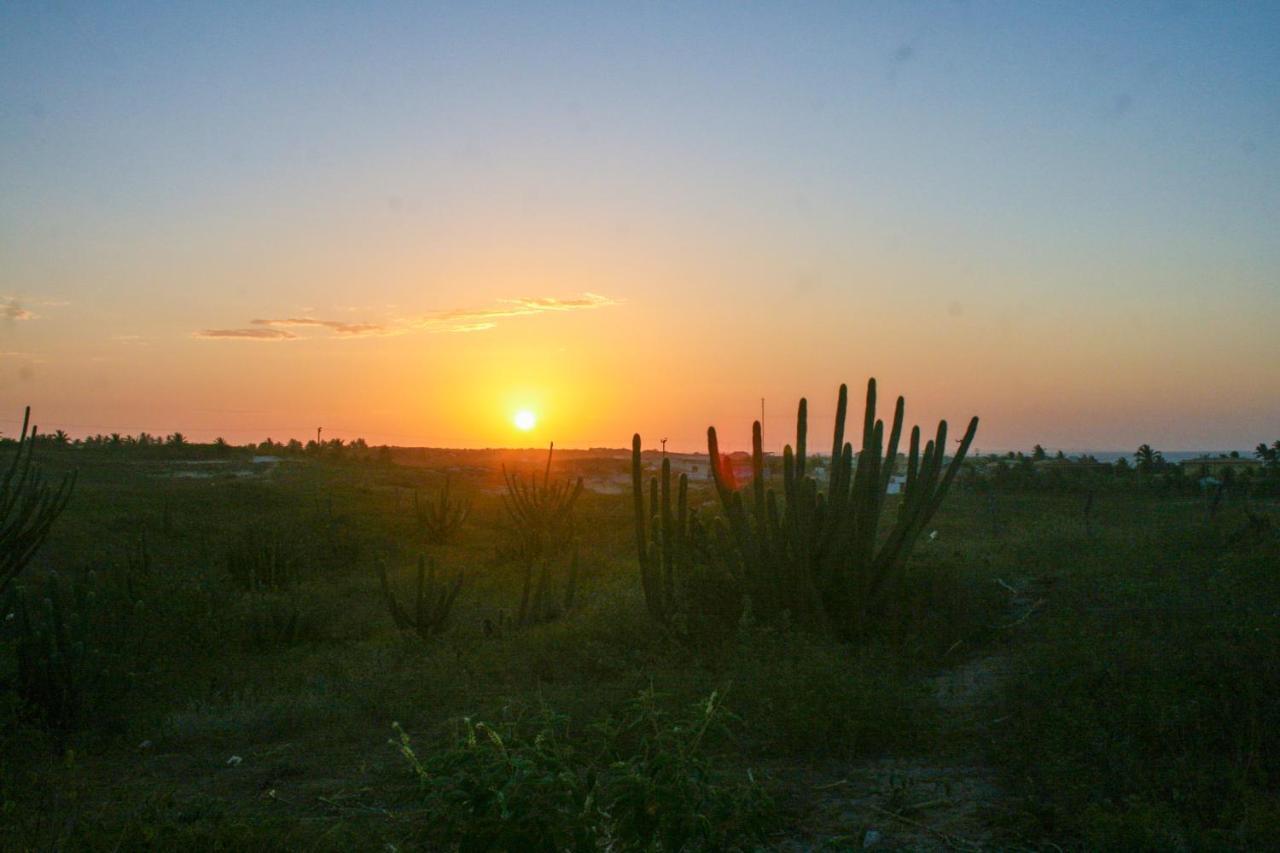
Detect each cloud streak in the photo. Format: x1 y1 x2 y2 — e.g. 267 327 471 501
197 293 619 341
251 317 395 337
431 293 618 323
3 299 37 321
194 328 299 340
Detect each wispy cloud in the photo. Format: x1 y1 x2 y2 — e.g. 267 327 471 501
197 293 619 341
436 321 497 333
251 317 394 337
0 350 46 364
3 299 37 321
431 293 618 324
1 295 70 320
194 328 298 340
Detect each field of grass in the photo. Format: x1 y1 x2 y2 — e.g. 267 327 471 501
3 448 1278 850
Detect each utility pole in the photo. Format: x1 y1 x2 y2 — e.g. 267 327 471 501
661 438 668 457
316 426 323 445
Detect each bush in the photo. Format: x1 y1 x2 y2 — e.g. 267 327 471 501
994 531 1280 848
393 689 775 851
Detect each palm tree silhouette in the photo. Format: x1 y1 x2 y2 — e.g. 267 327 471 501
1134 444 1164 474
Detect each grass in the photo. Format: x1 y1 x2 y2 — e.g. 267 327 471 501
2 447 1277 849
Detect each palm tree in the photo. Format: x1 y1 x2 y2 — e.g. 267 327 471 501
1134 444 1164 474
52 429 70 447
166 432 187 448
1032 444 1047 461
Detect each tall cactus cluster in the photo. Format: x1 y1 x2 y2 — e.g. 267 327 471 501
2 407 76 603
631 437 711 624
633 379 977 637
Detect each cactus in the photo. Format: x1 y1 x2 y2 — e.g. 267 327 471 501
413 475 471 545
13 571 101 729
379 555 464 639
2 407 76 603
631 379 978 637
631 436 707 623
501 444 585 626
225 527 302 591
501 444 583 558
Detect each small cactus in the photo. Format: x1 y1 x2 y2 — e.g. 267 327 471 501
413 475 471 545
225 527 302 591
379 555 463 640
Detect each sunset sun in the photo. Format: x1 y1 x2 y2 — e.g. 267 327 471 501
513 409 537 431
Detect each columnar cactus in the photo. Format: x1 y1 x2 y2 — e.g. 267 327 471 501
631 435 705 623
2 407 76 602
631 379 977 637
706 379 978 634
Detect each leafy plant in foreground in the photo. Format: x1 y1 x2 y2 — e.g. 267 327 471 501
392 689 774 851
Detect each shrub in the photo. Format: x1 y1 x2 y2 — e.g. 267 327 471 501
393 690 775 851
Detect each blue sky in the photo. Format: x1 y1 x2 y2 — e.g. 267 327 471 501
2 2 1278 449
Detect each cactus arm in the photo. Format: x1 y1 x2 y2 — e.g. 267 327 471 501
795 398 808 478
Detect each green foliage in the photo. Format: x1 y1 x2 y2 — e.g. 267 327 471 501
378 555 463 639
595 688 776 850
393 689 775 851
634 379 978 638
12 572 103 730
7 560 154 733
994 523 1280 848
238 590 304 650
1134 443 1165 474
413 475 471 545
1 408 76 602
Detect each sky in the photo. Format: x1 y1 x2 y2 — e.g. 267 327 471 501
2 1 1278 452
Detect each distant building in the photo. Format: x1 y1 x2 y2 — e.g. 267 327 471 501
1180 456 1264 476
